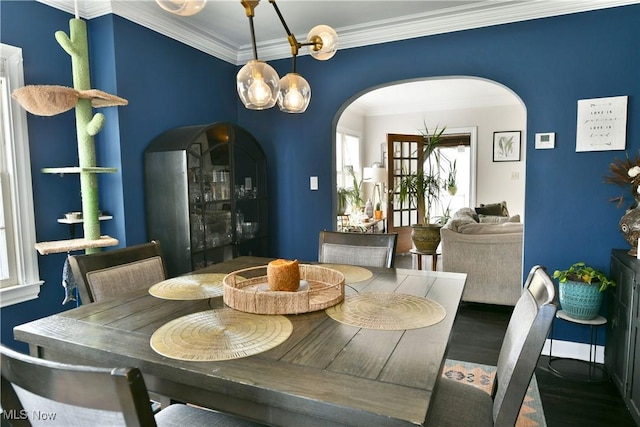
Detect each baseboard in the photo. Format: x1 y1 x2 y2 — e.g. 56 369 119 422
541 338 604 364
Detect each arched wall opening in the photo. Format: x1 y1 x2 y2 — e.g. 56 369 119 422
333 76 527 253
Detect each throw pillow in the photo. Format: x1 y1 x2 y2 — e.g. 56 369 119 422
452 207 479 222
475 201 509 216
443 208 479 231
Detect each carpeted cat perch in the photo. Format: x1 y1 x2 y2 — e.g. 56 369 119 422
13 17 127 255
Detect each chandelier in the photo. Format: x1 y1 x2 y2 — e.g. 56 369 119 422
156 0 338 113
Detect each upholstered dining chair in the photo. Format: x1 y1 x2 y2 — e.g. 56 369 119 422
318 231 398 268
426 265 557 427
69 241 167 304
0 344 263 427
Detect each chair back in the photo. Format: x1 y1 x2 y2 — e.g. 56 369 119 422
318 231 398 268
492 265 557 426
0 344 157 427
523 264 557 306
69 241 167 304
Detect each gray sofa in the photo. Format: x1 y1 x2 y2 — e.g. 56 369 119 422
440 208 523 306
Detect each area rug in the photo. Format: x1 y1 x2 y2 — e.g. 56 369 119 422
442 359 546 427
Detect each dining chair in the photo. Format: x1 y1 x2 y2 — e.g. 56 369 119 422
0 344 263 427
426 265 557 427
69 241 167 304
318 230 398 268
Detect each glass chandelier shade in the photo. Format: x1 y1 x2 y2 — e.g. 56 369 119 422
307 25 339 60
236 60 280 110
278 73 311 113
155 0 207 17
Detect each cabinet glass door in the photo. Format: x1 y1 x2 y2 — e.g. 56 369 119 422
232 127 268 257
188 133 232 270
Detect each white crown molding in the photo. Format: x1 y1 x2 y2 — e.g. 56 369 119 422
330 0 640 56
38 0 640 65
37 0 112 19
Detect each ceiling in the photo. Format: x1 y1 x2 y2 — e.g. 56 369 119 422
39 0 637 65
37 0 637 115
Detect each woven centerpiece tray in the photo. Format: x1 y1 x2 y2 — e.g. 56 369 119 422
223 264 345 314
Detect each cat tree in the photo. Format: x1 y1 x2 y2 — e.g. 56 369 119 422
13 16 127 255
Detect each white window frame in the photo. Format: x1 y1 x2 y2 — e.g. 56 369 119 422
0 43 43 307
336 127 362 189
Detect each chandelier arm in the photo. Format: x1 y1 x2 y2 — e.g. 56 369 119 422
269 0 301 54
248 15 258 60
241 1 260 60
269 0 292 37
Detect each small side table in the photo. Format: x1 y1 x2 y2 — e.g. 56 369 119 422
410 249 439 271
548 310 609 383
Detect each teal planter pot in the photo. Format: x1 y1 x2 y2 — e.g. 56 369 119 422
559 280 603 320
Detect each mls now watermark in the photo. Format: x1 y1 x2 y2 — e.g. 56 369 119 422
3 409 58 421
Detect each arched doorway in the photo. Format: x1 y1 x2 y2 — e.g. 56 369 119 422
335 76 526 254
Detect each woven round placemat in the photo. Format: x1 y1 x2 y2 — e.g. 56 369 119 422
325 292 446 330
320 264 372 283
149 274 244 300
150 308 292 361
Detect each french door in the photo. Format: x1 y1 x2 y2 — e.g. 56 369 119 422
387 134 424 253
386 133 471 253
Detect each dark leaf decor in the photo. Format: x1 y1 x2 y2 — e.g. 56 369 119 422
604 152 640 209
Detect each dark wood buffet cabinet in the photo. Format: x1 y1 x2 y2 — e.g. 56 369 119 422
608 249 640 425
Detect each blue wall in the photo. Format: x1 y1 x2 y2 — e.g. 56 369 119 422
245 8 639 268
1 1 638 349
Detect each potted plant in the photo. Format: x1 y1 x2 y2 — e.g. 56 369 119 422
552 262 616 320
446 159 458 195
374 202 383 220
337 187 349 215
397 125 447 252
343 166 364 214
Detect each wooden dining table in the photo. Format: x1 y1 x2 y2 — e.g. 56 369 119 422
14 256 466 426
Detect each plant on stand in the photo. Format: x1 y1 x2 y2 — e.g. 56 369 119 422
446 159 458 196
397 125 447 252
337 187 349 215
553 262 616 320
344 166 364 216
604 152 640 255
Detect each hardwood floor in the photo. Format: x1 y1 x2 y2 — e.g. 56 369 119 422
395 255 637 426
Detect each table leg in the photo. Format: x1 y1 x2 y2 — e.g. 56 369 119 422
414 254 423 270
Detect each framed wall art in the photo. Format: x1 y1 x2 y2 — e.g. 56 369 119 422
493 131 521 162
576 95 628 152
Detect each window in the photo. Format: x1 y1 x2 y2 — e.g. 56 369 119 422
0 43 43 307
336 129 361 189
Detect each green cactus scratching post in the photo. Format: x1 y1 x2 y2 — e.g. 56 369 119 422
55 19 103 254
